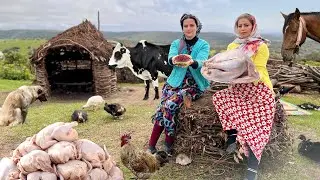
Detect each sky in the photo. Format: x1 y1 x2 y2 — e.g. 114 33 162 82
0 0 318 34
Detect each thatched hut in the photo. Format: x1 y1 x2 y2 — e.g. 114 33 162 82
30 20 116 98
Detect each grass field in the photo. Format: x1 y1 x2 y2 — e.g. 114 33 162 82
0 79 32 91
0 39 45 56
0 79 319 180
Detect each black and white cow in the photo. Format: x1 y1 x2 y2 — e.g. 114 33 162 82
108 40 172 100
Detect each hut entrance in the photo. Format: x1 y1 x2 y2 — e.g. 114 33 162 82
45 47 94 93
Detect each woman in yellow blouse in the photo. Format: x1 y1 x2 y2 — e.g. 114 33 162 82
212 13 275 180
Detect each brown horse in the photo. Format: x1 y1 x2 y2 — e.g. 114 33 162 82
281 8 320 64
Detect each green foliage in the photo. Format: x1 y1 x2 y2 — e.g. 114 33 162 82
0 51 34 80
0 39 44 80
209 49 216 58
297 60 320 67
302 52 320 62
2 50 28 64
269 51 282 59
2 46 20 53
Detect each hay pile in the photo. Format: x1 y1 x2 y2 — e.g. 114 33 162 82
174 90 292 162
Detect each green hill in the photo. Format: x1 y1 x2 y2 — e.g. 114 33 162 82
0 30 319 60
0 39 46 56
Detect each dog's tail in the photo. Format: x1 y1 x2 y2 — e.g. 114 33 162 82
0 106 16 126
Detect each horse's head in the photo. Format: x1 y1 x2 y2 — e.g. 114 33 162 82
281 8 307 64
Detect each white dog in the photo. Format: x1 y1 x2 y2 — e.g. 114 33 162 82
0 85 47 126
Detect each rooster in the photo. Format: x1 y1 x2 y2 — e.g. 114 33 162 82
275 85 296 101
104 103 126 119
278 86 296 95
120 133 168 179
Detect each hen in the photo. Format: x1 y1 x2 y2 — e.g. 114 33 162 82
104 103 126 119
297 102 320 111
71 110 88 123
274 85 296 101
278 86 296 95
298 134 320 164
82 95 105 111
120 133 168 179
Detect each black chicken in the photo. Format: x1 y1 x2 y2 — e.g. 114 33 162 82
278 86 296 95
71 110 88 123
297 102 320 111
104 103 126 119
275 86 296 101
298 134 320 164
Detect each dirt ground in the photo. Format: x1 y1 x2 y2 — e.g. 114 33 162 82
0 84 161 157
0 84 159 107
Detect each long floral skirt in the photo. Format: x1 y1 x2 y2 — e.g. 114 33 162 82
212 82 275 162
153 71 204 136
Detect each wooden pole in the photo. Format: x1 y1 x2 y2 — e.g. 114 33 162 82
98 11 100 31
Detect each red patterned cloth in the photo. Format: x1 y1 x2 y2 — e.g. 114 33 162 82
212 82 275 162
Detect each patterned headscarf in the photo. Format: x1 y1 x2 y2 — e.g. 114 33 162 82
180 13 202 37
233 13 270 57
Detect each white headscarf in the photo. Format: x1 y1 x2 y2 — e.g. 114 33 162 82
232 13 270 57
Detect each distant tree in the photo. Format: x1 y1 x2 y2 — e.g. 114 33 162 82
0 51 33 80
269 51 282 59
2 47 20 53
0 51 4 60
2 51 28 65
304 52 320 62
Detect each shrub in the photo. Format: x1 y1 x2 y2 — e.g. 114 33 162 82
0 51 34 80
